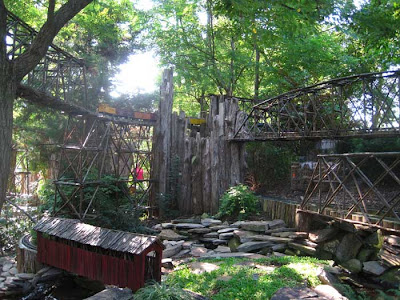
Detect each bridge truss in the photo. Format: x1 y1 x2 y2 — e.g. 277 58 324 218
301 152 400 227
233 71 400 141
54 114 155 220
6 11 87 108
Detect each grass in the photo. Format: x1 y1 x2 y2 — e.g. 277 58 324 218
165 256 332 300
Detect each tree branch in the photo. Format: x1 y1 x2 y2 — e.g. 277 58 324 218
48 0 56 23
0 0 7 65
14 0 93 81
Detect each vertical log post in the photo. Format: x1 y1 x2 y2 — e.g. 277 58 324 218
152 69 173 215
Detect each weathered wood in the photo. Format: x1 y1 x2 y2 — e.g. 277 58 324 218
154 94 247 215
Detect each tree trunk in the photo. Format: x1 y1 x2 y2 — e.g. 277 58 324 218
0 66 16 214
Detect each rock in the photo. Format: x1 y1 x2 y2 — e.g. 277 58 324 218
201 218 222 227
219 232 234 240
341 259 362 274
228 237 241 252
288 232 309 239
188 228 211 234
175 223 205 230
158 229 187 241
324 266 341 275
217 227 238 234
288 242 317 256
173 249 191 258
318 268 339 285
209 225 229 231
189 262 219 274
182 241 195 249
153 224 162 231
272 232 293 238
2 264 12 272
309 228 338 243
163 244 183 258
237 241 274 253
203 232 219 238
0 277 5 282
332 220 356 233
15 273 35 280
233 230 257 243
252 235 293 243
316 250 333 260
190 247 208 257
231 221 245 227
269 219 286 230
1 272 10 277
322 239 340 254
214 246 231 253
265 228 296 234
357 248 375 262
161 223 174 229
200 252 265 259
313 285 347 300
271 287 320 300
84 287 133 300
336 233 362 263
272 244 287 252
240 221 270 232
362 261 387 276
172 218 201 224
364 230 383 249
8 267 18 276
212 239 228 245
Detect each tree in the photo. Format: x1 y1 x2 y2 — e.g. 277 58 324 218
0 0 94 214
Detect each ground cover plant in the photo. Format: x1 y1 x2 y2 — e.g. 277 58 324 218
165 256 330 300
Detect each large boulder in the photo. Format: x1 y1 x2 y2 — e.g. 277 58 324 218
341 259 362 274
309 228 337 243
336 233 362 263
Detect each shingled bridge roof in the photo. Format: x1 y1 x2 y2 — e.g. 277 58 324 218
34 217 164 255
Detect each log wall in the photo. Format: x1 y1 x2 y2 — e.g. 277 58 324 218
152 76 247 215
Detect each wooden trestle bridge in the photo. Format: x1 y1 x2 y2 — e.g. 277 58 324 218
6 10 400 228
233 71 400 141
7 11 156 220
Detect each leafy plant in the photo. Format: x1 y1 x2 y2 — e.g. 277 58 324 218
135 282 191 300
217 184 259 220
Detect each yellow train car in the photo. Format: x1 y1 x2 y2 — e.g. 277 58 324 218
98 103 116 115
189 118 206 125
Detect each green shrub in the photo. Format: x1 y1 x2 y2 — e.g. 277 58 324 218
135 282 191 300
217 184 259 220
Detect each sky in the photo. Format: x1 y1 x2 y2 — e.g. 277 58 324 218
111 0 159 97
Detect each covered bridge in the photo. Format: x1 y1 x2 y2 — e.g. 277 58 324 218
34 217 164 291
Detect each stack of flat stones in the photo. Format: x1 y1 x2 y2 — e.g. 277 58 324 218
155 218 314 261
0 257 63 298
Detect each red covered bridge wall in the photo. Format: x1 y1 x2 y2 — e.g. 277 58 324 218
36 233 162 291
